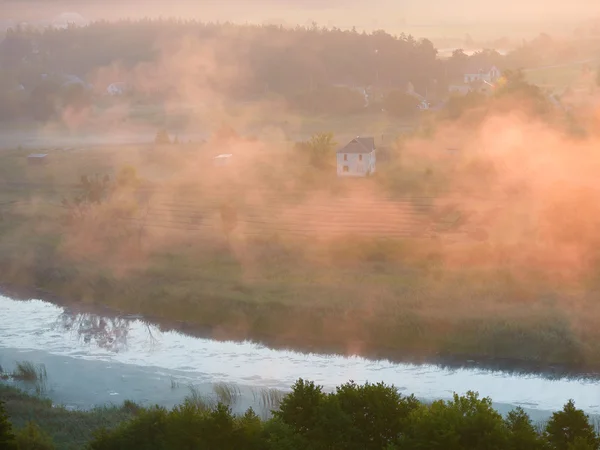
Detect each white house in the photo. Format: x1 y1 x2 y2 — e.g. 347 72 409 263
463 65 501 84
336 137 376 177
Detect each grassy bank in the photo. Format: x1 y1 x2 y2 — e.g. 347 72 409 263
1 143 599 376
0 384 134 450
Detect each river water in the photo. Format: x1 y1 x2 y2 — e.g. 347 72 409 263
1 295 600 421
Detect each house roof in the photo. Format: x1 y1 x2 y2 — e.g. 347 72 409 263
337 136 375 154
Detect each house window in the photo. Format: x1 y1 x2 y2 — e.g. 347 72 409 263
358 154 362 161
343 154 348 161
343 166 349 172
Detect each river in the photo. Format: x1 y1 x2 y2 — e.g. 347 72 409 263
1 295 599 422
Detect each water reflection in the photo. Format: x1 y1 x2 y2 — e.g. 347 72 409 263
55 311 153 352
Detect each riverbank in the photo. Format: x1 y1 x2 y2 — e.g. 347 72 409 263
0 281 594 380
0 384 134 450
2 142 600 379
0 230 597 379
2 373 600 450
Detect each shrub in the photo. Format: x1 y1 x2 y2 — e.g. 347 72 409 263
0 400 17 449
14 421 55 450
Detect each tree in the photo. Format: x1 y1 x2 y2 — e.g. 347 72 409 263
334 381 420 449
275 379 326 435
400 391 509 449
14 421 55 450
88 406 169 450
116 165 140 189
505 407 544 450
295 132 337 169
0 400 17 450
28 81 60 122
383 90 420 117
545 400 599 450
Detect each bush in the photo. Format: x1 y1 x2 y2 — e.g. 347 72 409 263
15 421 55 450
0 400 17 449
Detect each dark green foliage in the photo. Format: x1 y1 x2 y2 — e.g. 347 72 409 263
383 91 421 117
1 385 134 450
399 391 510 450
333 381 420 449
275 379 326 435
0 400 17 449
4 380 600 450
88 406 169 450
14 421 55 450
545 400 599 450
504 407 545 450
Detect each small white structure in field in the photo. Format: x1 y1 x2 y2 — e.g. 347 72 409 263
106 82 128 96
213 154 233 167
27 154 48 165
336 137 376 177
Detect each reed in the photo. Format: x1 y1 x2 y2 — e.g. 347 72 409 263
213 382 241 407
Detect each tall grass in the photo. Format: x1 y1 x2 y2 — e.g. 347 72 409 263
12 361 49 396
184 385 215 412
213 382 241 407
253 387 285 418
13 361 40 381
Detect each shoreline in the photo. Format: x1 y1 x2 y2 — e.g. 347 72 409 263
2 282 598 381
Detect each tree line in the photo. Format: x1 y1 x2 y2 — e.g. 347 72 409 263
2 378 600 449
0 19 594 120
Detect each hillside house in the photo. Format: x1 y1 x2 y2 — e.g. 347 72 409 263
464 65 502 84
337 137 376 177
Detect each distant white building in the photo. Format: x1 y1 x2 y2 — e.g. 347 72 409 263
336 137 376 177
106 82 129 96
464 65 502 84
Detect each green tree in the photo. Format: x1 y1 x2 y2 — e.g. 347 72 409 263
400 391 509 450
545 400 599 450
334 381 420 449
88 406 169 450
275 379 326 435
504 407 544 450
14 421 55 450
0 400 17 450
383 90 420 117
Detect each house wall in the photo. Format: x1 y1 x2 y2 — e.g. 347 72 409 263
337 151 375 177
